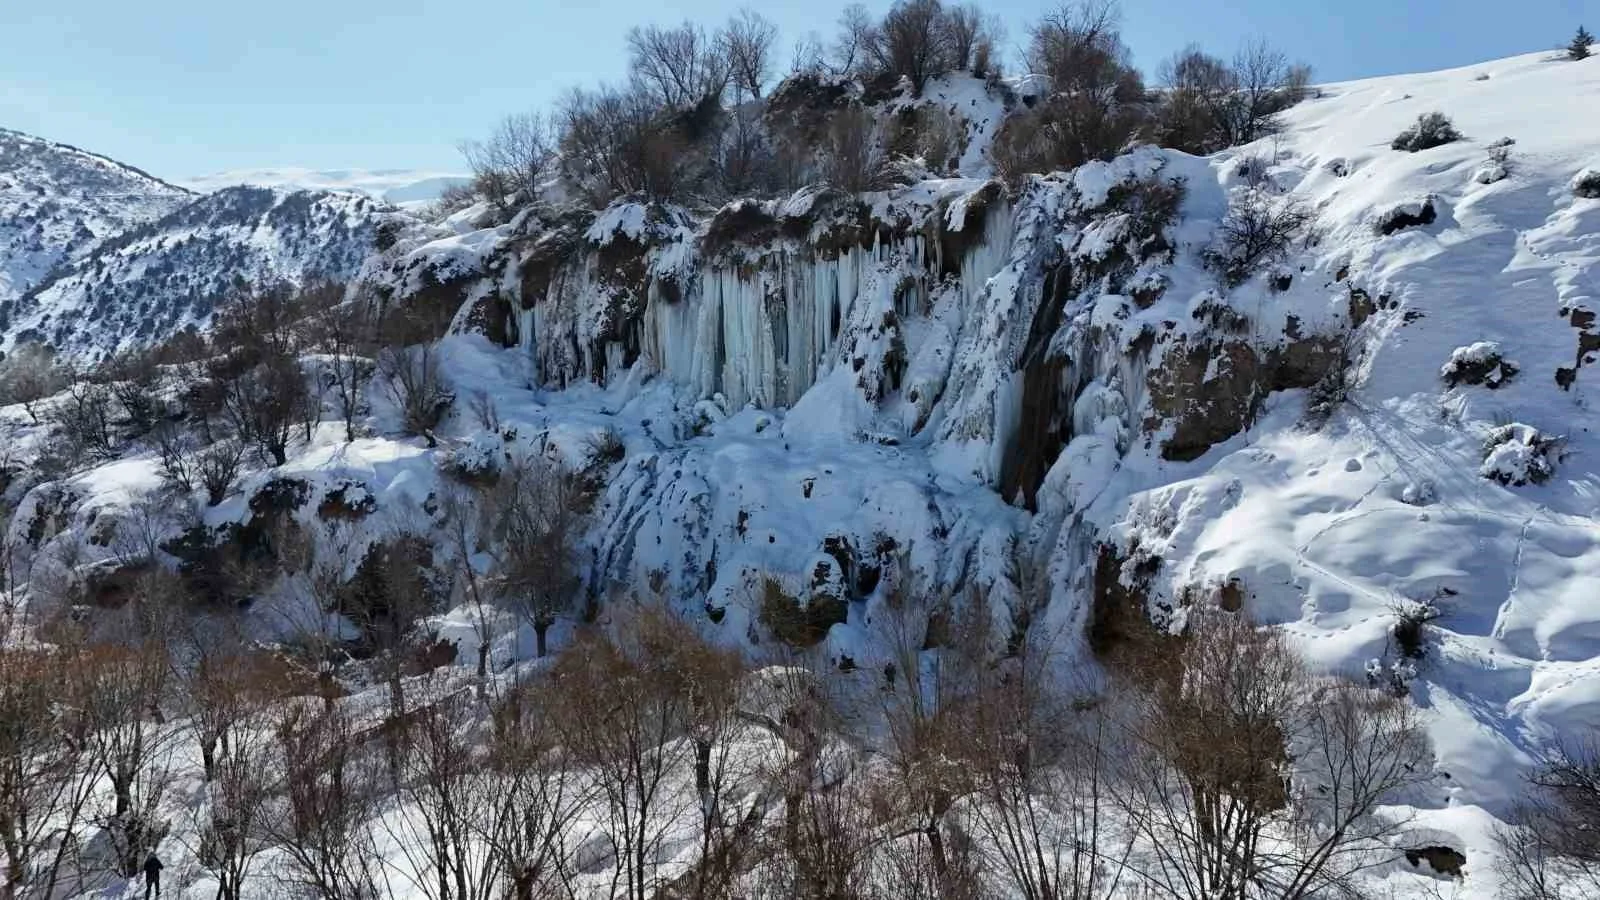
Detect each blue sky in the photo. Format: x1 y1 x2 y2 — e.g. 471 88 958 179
0 0 1589 180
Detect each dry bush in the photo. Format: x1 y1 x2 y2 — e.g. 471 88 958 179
1391 112 1463 152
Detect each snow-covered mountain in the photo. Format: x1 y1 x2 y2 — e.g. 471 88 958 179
0 127 192 304
2 48 1598 899
1 185 397 362
183 167 470 210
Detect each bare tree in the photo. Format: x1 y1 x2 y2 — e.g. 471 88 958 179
557 84 691 204
195 440 246 506
460 112 554 210
319 301 376 444
1019 0 1148 169
830 4 880 78
875 0 956 94
68 638 180 877
191 694 275 900
1157 45 1234 154
219 351 310 466
1497 735 1600 899
488 452 584 658
482 677 593 900
1217 39 1295 147
1114 611 1434 900
50 376 117 461
627 21 731 110
0 642 97 900
723 9 779 100
379 343 452 447
382 680 503 900
549 608 739 900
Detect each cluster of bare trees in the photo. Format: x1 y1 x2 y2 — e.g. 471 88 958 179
2 534 1450 900
451 0 1312 212
1156 41 1313 156
0 280 456 518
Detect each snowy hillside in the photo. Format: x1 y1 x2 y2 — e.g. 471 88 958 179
1 185 400 362
0 126 192 304
356 49 1598 893
2 46 1598 900
183 167 471 210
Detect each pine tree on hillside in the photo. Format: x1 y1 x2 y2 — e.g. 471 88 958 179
1571 25 1595 60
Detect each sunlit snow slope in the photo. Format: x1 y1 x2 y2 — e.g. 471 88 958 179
1084 50 1600 879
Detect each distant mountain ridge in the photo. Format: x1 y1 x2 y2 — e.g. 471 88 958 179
1 185 396 362
182 167 470 209
0 127 193 304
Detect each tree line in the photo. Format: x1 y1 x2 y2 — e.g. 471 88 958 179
448 0 1314 216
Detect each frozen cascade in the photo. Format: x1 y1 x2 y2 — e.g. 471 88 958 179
527 195 1017 414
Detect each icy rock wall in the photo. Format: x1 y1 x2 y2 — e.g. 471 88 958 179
514 191 1018 416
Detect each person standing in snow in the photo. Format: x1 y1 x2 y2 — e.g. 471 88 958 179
143 852 163 898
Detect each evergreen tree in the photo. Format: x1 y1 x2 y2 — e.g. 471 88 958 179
1571 25 1595 61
